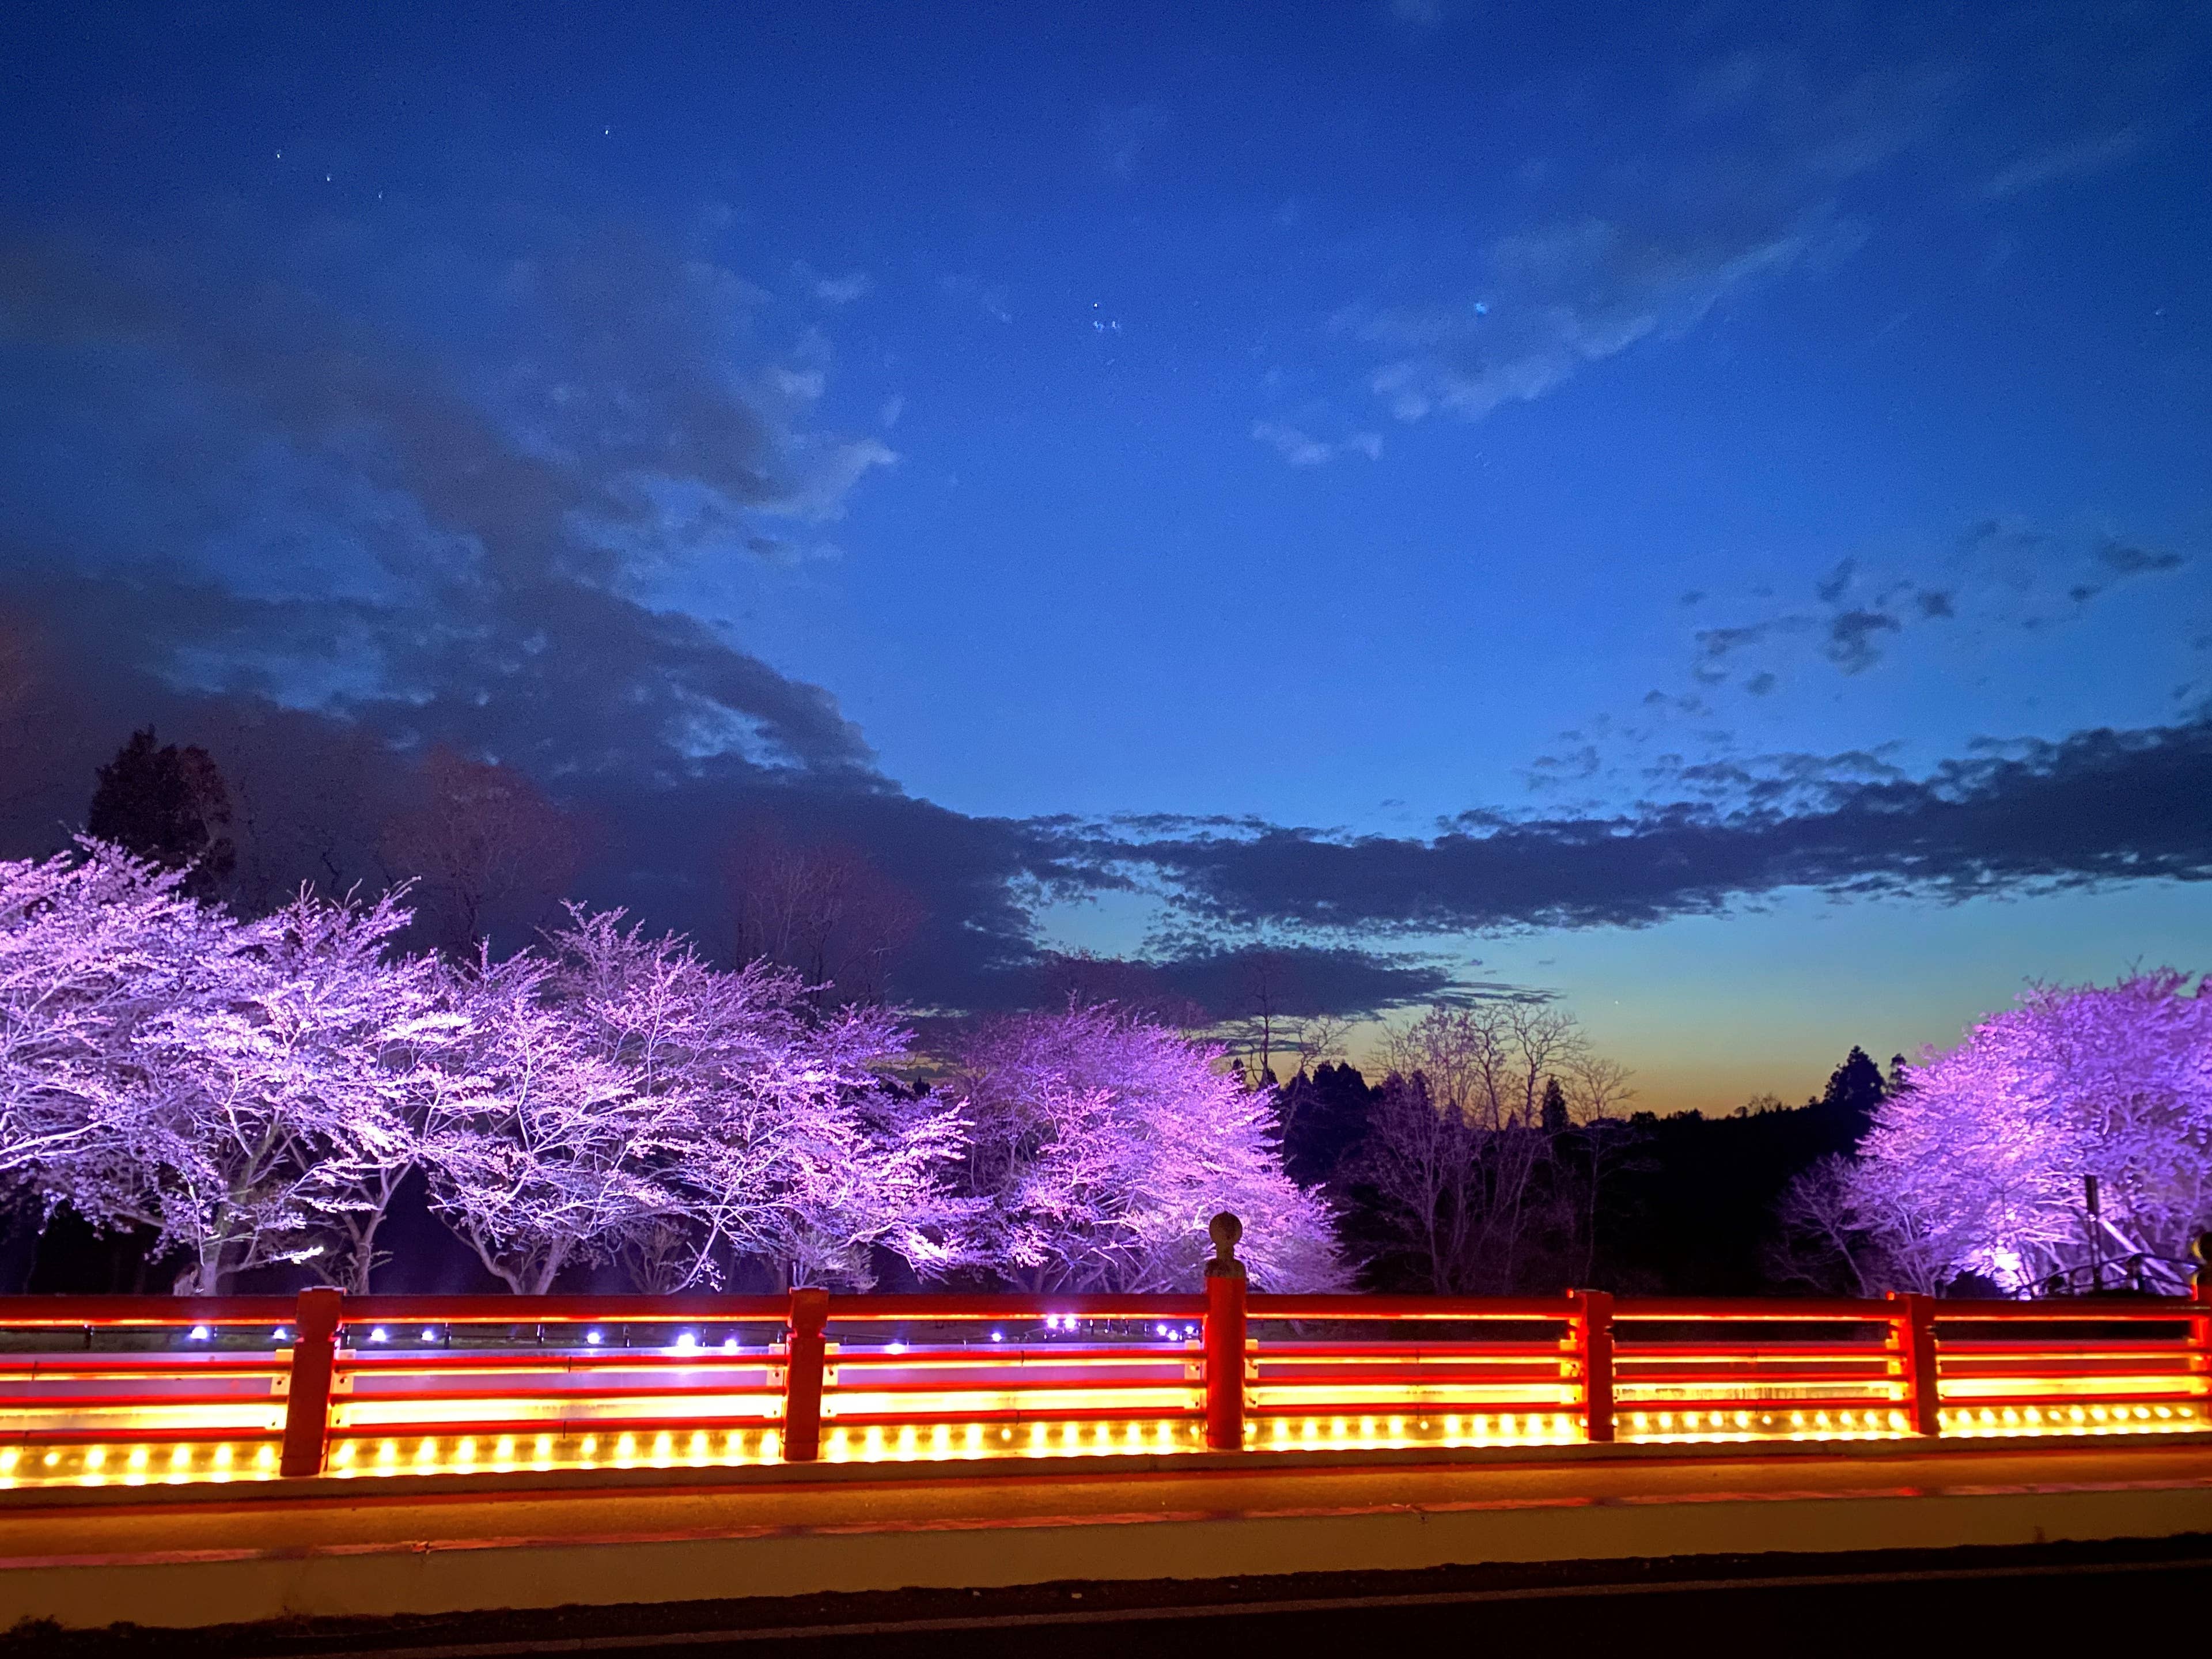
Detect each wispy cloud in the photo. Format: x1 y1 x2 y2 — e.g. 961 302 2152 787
1341 210 1867 425
938 273 1013 324
1984 127 2145 199
1252 421 1383 467
811 270 874 304
1095 103 1171 179
1385 0 1457 28
1319 37 1974 433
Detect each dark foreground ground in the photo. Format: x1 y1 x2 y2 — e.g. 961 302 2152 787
6 1535 2206 1658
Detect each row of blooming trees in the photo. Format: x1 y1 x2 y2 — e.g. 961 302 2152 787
0 842 1342 1295
1777 972 2212 1296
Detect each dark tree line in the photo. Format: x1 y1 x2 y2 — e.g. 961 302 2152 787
1274 1045 1900 1296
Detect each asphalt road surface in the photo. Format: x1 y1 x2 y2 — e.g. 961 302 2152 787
8 1539 2207 1658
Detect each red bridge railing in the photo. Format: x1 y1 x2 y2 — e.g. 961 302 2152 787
0 1271 2202 1491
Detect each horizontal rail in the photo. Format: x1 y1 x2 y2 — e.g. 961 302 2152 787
1612 1299 1897 1321
334 1352 780 1375
0 1297 296 1328
339 1296 790 1325
1248 1295 1574 1320
820 1294 1209 1321
829 1344 1194 1368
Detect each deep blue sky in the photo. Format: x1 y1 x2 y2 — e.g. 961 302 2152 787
3 2 2209 1107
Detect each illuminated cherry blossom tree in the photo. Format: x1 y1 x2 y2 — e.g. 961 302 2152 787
0 843 225 1187
1 844 446 1293
950 1001 1343 1292
123 887 448 1294
418 949 685 1294
533 908 968 1291
1839 972 2212 1294
423 910 968 1293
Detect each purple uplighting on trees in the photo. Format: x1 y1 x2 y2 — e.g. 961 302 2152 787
947 1001 1345 1292
1781 972 2212 1296
0 841 1341 1297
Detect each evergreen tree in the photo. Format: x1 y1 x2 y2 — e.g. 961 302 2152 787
1540 1075 1570 1134
1282 1060 1377 1188
1813 1046 1888 1146
86 729 236 902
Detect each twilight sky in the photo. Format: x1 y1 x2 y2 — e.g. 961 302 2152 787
2 1 2209 1111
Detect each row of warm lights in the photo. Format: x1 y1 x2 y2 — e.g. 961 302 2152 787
821 1418 1203 1460
1621 1407 1910 1441
1937 1402 2202 1435
0 1420 1203 1482
2 1402 2199 1488
1252 1412 1581 1450
0 1442 278 1488
329 1426 783 1475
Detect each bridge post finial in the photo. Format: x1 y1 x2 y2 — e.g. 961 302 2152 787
1206 1211 1246 1281
1203 1213 1248 1452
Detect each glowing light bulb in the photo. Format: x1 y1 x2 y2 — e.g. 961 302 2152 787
990 1330 1004 1343
675 1331 698 1350
188 1325 211 1342
369 1327 389 1343
420 1328 437 1342
271 1327 290 1341
585 1330 603 1345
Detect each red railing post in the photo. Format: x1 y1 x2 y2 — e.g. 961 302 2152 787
1572 1290 1615 1444
279 1286 344 1477
2191 1237 2209 1389
1203 1212 1248 1451
1889 1290 1940 1436
781 1286 830 1463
